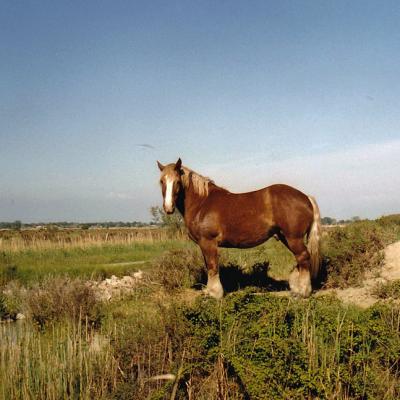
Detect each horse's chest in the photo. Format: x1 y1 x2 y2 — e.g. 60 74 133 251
186 211 221 242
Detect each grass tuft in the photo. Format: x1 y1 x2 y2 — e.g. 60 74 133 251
372 280 400 299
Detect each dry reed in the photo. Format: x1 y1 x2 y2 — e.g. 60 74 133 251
0 228 185 252
0 318 118 400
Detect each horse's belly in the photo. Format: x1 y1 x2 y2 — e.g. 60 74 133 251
219 220 273 248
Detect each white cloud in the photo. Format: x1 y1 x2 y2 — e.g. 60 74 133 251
107 191 135 200
204 140 400 219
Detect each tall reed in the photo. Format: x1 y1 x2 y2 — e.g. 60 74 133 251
0 318 118 400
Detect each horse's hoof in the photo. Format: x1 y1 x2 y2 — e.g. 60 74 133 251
203 274 224 299
202 287 224 300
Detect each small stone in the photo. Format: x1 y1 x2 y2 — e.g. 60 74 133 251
133 270 143 279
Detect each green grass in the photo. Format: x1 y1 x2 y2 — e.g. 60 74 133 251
221 238 295 279
180 290 400 399
0 240 191 284
0 237 295 286
2 213 400 288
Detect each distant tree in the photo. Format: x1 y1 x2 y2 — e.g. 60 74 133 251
150 206 184 235
13 220 22 231
150 206 163 226
46 224 59 232
321 217 337 225
352 216 361 222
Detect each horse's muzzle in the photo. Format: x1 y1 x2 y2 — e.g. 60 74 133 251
163 205 175 214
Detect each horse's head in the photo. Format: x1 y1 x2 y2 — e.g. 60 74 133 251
157 158 183 214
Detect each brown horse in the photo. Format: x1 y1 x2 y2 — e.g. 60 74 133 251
157 158 321 299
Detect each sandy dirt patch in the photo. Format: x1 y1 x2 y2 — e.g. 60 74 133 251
316 240 400 308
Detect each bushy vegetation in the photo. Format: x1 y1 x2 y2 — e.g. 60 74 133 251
376 214 400 237
2 283 399 399
177 290 400 399
322 216 400 288
1 277 103 328
26 277 103 328
372 280 400 300
150 205 186 237
153 248 206 291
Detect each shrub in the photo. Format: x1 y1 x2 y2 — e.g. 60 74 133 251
25 277 103 328
323 221 388 288
152 248 206 291
376 214 400 235
0 280 26 320
180 289 400 399
372 280 400 299
106 294 192 399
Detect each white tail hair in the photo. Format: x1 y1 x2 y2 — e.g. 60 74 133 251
307 196 321 279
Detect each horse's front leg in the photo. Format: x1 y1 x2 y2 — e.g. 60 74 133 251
199 239 223 299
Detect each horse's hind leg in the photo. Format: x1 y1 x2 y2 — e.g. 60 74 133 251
282 236 312 298
199 239 223 299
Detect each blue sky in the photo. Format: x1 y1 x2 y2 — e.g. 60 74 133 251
1 1 399 222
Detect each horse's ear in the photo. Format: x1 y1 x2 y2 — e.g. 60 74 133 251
175 158 182 171
157 161 165 171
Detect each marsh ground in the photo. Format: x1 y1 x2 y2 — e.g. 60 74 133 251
1 219 400 399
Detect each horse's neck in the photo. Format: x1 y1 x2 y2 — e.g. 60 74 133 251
176 184 207 223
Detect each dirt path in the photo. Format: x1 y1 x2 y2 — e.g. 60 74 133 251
103 260 146 267
316 240 400 308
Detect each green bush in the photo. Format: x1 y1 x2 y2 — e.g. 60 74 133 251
322 220 395 288
180 289 400 399
372 280 400 299
25 277 103 328
152 248 206 291
0 281 25 320
105 295 192 400
376 214 400 234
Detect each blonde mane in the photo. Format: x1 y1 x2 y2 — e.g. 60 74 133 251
181 166 214 197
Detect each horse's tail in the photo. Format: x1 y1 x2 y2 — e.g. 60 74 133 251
307 195 321 280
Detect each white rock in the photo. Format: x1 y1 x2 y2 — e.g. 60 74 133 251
133 270 143 279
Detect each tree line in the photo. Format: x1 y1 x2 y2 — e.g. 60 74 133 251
0 211 362 231
0 220 152 230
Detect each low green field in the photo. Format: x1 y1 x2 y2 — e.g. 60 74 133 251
0 236 294 285
0 240 189 284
